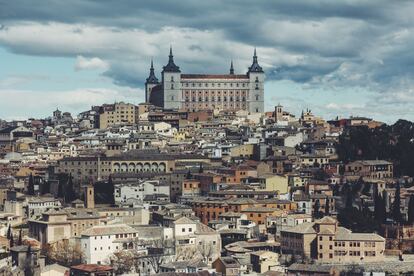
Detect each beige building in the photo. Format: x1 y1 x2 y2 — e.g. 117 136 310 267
250 251 280 273
146 48 265 113
230 144 254 158
98 102 138 129
258 174 289 194
281 216 385 264
300 154 330 168
345 160 393 179
56 152 210 184
97 206 150 225
29 208 104 244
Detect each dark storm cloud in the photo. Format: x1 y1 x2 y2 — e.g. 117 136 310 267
1 0 414 99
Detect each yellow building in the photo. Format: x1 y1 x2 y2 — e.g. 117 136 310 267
287 173 309 188
250 251 280 273
281 216 386 263
173 130 187 141
258 174 289 194
300 154 330 168
230 144 254 158
98 102 138 129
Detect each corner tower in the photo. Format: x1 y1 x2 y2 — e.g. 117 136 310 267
247 48 265 113
145 59 159 102
162 46 182 109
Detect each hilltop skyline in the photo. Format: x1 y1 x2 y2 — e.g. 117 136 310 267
1 0 414 122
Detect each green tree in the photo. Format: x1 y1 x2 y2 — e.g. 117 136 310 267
374 189 386 224
64 174 76 203
392 182 402 224
108 175 115 205
6 225 11 240
18 229 22 246
407 195 414 225
345 184 353 209
325 198 330 216
313 199 321 219
27 173 35 195
336 120 414 177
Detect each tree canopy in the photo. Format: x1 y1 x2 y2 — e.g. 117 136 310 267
337 120 414 177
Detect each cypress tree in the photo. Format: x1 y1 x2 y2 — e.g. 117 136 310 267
325 198 330 216
407 195 414 224
314 199 321 219
27 173 35 195
24 245 33 276
392 182 402 224
41 180 50 195
64 174 75 203
346 185 353 209
57 175 64 198
374 190 381 222
10 234 14 248
108 175 115 205
18 229 22 245
6 225 11 240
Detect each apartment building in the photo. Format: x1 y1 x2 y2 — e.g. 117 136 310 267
345 160 393 179
98 102 138 129
280 216 385 263
114 180 170 203
28 208 103 244
80 224 139 264
191 197 296 225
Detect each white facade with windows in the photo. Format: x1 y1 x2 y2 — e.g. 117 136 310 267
80 224 139 264
146 47 265 113
114 180 170 203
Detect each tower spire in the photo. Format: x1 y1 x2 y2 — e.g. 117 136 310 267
230 60 234 75
146 59 159 84
163 45 181 72
253 47 258 63
248 47 263 73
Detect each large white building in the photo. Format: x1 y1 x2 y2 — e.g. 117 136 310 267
114 180 170 203
80 224 139 264
146 48 265 113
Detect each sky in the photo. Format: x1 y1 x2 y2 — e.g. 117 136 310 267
1 0 414 123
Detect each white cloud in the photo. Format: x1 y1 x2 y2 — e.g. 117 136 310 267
75 55 109 71
0 87 144 119
0 22 289 81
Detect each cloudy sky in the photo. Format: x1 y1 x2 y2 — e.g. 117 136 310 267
1 0 414 123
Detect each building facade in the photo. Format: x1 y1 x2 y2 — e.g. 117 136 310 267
146 47 265 113
280 216 385 263
98 102 138 129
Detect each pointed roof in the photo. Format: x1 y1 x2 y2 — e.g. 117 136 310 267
163 46 181 73
173 216 196 225
248 47 264 73
230 60 234 75
146 59 159 84
316 216 337 224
